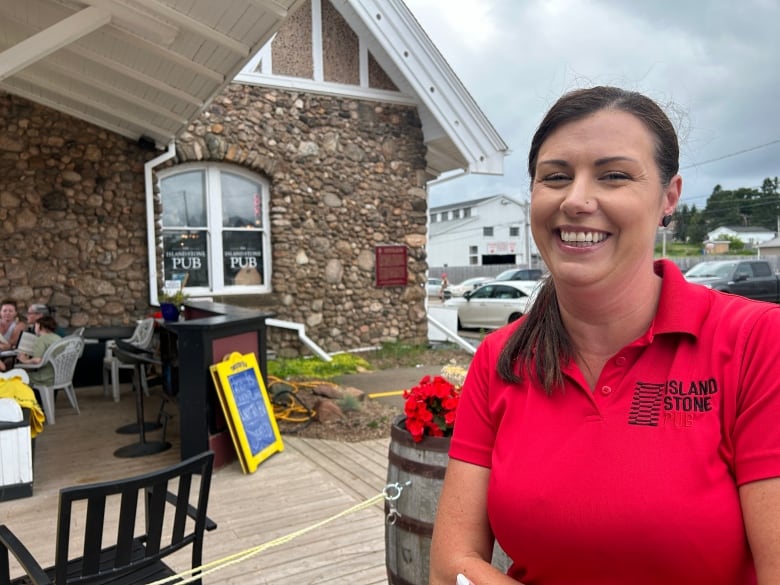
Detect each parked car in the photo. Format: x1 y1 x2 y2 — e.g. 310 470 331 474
444 281 540 329
444 276 493 298
684 259 780 303
426 277 444 297
494 267 544 281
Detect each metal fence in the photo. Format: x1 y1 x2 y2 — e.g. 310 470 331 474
429 264 544 284
430 255 780 283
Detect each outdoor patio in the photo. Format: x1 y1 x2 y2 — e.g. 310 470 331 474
1 384 391 584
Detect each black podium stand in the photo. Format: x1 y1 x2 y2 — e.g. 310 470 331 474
160 300 273 466
112 345 171 458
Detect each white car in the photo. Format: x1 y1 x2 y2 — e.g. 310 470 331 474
444 281 540 329
445 276 493 298
426 277 444 297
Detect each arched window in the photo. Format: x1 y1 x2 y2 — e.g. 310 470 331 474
158 163 270 295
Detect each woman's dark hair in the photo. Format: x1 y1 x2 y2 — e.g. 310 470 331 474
36 315 58 333
497 86 680 394
0 298 17 310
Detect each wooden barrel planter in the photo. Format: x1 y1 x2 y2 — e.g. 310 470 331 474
385 415 451 585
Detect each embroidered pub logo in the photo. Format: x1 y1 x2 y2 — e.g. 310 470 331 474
628 379 718 426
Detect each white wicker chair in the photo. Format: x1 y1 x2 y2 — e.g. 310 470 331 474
23 335 85 425
101 318 156 402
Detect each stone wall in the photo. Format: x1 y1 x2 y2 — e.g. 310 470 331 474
0 92 155 327
0 86 432 355
174 84 431 355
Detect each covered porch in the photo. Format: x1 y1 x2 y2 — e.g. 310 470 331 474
1 384 390 584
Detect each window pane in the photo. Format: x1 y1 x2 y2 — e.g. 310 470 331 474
223 231 263 286
162 231 210 287
161 171 207 227
221 173 263 228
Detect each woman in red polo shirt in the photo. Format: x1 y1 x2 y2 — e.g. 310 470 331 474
430 87 780 584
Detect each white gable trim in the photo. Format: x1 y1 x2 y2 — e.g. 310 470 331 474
332 0 507 176
236 0 507 179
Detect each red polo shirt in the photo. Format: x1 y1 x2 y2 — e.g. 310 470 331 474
450 260 780 584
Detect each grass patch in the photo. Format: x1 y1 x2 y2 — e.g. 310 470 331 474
267 352 370 380
359 342 453 369
267 342 469 380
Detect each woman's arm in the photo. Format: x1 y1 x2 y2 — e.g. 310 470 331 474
15 353 41 365
7 322 23 349
0 331 11 351
430 459 520 585
741 477 780 583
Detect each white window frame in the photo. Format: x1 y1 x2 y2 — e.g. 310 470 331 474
156 162 271 297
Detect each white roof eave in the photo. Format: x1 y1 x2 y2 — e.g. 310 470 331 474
0 0 308 149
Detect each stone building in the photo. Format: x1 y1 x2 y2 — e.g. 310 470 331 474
0 0 506 357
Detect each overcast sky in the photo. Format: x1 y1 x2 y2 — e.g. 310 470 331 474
403 0 780 210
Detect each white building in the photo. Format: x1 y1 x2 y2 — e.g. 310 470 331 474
428 194 538 267
706 226 776 247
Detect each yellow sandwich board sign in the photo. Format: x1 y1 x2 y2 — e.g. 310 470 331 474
209 352 283 473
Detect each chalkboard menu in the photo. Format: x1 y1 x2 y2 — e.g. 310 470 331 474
210 352 283 473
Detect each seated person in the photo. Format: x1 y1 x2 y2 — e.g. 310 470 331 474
24 303 50 334
25 303 66 336
0 298 23 352
13 316 61 387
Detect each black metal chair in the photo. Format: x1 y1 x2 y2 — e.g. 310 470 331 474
0 451 216 585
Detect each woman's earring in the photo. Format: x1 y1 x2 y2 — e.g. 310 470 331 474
661 215 672 227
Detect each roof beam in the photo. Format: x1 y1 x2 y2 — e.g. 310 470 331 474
87 0 251 56
66 43 209 105
2 75 173 138
105 26 226 83
0 13 208 106
14 65 189 125
0 5 111 80
86 0 179 46
247 0 292 19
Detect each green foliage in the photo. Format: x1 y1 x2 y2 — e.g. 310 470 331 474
677 177 780 245
267 342 464 379
366 342 424 363
361 341 467 369
267 342 469 381
336 394 362 412
721 234 745 251
367 416 391 430
655 242 703 256
158 289 189 305
267 352 370 380
654 241 755 257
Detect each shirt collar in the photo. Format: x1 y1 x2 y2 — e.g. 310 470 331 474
652 258 708 339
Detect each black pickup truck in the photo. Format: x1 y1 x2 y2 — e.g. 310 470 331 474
684 260 780 303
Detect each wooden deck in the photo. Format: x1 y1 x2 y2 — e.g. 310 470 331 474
1 384 393 584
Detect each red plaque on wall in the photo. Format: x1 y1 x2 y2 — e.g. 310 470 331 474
375 245 408 287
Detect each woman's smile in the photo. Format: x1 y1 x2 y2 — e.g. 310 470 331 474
558 228 610 246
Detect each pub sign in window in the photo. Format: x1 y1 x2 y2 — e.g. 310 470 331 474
163 231 210 287
223 231 264 286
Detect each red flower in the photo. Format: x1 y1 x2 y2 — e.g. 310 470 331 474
402 375 461 443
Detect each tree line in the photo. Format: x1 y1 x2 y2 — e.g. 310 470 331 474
672 177 780 244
